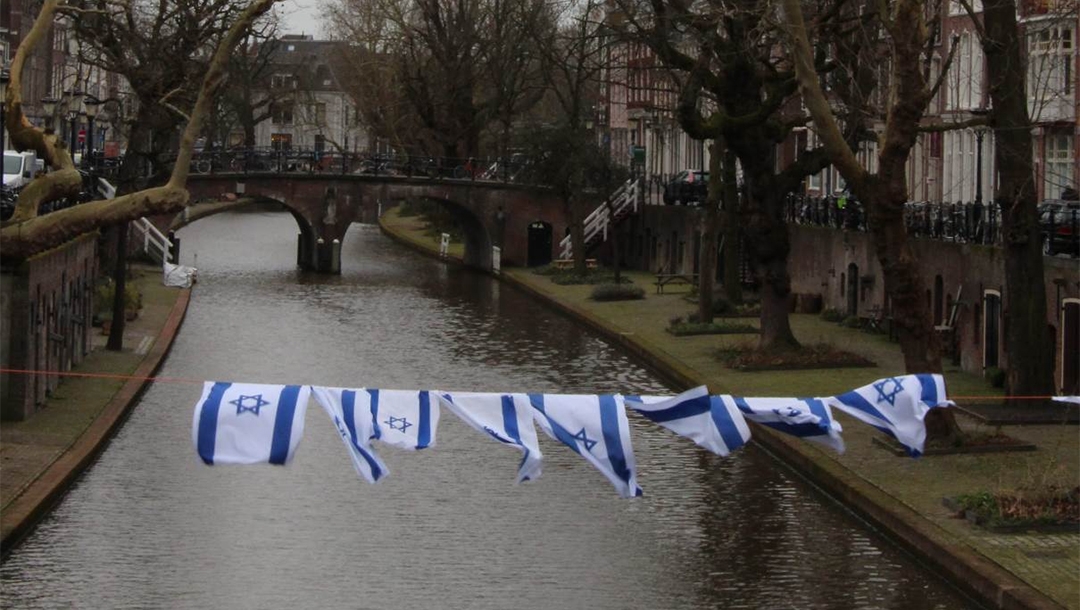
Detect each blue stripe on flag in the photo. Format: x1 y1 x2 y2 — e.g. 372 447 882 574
197 382 232 465
368 389 381 440
528 393 582 455
802 398 830 431
834 390 891 424
598 394 633 489
733 396 753 414
417 391 432 449
341 390 383 480
269 385 301 465
343 390 359 446
636 394 711 423
502 395 530 476
501 395 522 446
916 374 938 407
708 396 748 451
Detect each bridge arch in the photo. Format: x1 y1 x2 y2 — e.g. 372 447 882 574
170 195 322 270
184 173 576 274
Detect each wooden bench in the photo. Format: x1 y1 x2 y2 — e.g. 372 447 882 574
654 273 698 294
552 258 598 270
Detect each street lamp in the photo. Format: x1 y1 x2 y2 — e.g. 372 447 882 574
0 68 9 152
84 96 102 169
41 96 58 134
65 89 83 156
971 108 989 242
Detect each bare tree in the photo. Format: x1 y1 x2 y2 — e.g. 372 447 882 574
1 0 282 257
969 0 1057 401
324 0 550 158
783 0 964 437
618 0 832 347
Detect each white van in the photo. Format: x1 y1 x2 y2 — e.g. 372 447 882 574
2 151 41 188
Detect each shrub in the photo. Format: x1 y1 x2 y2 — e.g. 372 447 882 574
667 321 759 336
986 366 1006 388
840 315 862 328
591 283 645 301
820 307 845 322
94 279 142 320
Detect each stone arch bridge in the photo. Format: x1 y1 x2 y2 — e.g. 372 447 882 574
181 174 575 273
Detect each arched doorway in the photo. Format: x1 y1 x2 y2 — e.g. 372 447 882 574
846 262 859 317
1062 299 1079 394
983 290 1001 369
528 221 553 267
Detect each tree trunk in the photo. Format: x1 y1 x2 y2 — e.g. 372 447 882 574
721 149 741 304
106 223 128 351
697 140 722 323
982 0 1055 403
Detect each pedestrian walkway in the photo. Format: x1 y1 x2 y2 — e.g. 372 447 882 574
0 263 189 554
380 208 1079 610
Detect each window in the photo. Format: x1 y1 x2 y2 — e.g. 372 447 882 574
1028 26 1074 104
271 102 294 125
1044 132 1075 199
271 133 292 150
314 103 326 125
947 32 984 110
271 74 298 89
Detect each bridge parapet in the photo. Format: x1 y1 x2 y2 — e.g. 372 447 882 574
185 173 573 274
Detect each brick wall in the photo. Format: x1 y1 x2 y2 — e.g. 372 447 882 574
1 234 98 421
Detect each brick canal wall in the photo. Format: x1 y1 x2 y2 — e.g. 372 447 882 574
607 206 1079 392
1 234 99 421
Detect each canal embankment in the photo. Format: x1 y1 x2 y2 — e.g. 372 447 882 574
379 206 1079 610
0 264 190 556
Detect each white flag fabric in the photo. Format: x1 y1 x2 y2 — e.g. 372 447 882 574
193 381 310 465
724 395 845 454
438 392 543 483
826 374 952 457
622 386 751 456
528 393 642 498
368 389 440 451
311 386 389 483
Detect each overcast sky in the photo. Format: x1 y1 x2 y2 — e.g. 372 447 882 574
278 0 323 37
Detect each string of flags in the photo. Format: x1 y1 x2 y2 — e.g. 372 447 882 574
192 374 954 498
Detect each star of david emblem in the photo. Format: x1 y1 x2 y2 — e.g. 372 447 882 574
385 416 412 433
873 377 905 406
231 394 270 416
572 427 598 452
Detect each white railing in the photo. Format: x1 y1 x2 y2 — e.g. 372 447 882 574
131 217 173 264
558 178 640 260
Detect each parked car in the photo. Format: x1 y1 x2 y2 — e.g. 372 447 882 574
1039 199 1079 256
663 169 708 205
3 150 42 188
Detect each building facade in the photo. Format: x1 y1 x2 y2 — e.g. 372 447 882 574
251 35 368 154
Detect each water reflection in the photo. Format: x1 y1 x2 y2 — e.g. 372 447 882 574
0 211 973 609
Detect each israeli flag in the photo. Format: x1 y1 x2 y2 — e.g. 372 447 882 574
623 386 751 456
368 389 440 451
528 393 642 498
725 395 845 454
192 381 310 465
826 374 953 457
438 392 543 483
310 386 389 483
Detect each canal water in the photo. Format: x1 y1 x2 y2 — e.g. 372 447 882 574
1 210 976 609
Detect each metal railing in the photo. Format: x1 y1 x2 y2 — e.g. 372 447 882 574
559 178 641 260
784 194 1079 257
131 217 173 264
182 148 542 185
